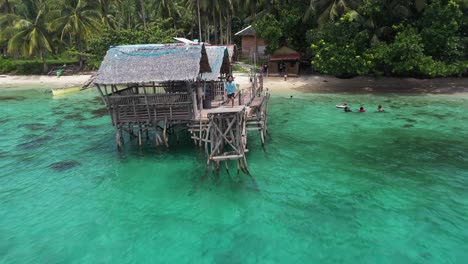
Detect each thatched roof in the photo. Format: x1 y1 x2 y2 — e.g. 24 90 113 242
210 44 237 62
95 44 211 85
202 46 230 81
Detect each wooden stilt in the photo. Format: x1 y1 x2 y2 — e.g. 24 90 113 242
138 125 142 147
163 116 169 147
116 130 122 151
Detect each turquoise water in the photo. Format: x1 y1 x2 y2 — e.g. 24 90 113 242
1 87 468 263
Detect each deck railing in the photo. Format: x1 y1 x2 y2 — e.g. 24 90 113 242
106 92 192 125
203 81 224 101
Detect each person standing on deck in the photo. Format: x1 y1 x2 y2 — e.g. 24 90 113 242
225 75 237 107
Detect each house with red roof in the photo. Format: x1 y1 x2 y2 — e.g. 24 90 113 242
267 46 301 76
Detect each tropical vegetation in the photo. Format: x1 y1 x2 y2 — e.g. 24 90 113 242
0 0 466 77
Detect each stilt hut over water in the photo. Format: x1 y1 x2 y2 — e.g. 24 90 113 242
94 44 211 149
94 43 271 178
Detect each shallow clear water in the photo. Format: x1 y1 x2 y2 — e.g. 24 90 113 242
1 88 468 263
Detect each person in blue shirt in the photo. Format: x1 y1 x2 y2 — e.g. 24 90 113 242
225 75 237 107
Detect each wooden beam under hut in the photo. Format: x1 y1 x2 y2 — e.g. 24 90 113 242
95 81 196 150
246 90 271 146
202 106 250 178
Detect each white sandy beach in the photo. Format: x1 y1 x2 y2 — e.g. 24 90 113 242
1 73 466 94
0 74 93 89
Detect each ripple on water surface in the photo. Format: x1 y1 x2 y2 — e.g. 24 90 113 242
1 89 467 263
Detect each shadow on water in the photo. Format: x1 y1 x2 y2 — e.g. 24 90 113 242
18 123 48 130
17 135 53 150
91 107 108 118
63 113 86 121
48 160 81 172
0 96 26 101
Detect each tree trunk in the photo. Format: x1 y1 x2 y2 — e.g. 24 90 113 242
205 19 210 43
4 0 11 13
140 0 146 30
190 8 194 40
227 12 231 44
219 10 224 44
41 50 48 74
213 8 218 44
76 35 85 70
197 0 202 42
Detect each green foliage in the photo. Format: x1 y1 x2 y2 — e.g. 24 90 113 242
368 26 466 77
0 57 78 74
309 1 468 77
374 26 429 75
0 0 466 77
232 64 248 73
420 60 468 77
86 23 180 69
418 0 464 62
310 12 371 77
0 58 16 73
255 14 282 54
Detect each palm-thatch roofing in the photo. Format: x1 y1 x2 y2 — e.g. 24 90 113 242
210 44 237 62
94 44 211 85
202 46 230 81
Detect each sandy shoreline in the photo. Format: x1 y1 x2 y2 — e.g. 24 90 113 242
1 73 467 94
0 74 93 89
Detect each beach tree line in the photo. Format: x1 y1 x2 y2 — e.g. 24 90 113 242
0 0 466 77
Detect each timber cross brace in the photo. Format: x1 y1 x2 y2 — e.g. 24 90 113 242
204 108 250 178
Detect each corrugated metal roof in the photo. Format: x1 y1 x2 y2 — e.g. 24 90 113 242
94 44 211 85
270 54 301 61
235 25 256 36
173 37 197 44
270 46 301 61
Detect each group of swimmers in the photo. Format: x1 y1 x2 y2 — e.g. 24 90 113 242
342 103 384 113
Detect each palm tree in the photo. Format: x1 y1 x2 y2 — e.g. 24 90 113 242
305 0 355 26
2 0 52 72
0 0 13 14
49 0 101 69
96 0 116 28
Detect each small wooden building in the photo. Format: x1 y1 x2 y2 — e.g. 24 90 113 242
267 46 301 76
94 43 271 178
234 25 266 57
94 44 211 148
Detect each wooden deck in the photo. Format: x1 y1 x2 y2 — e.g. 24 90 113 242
195 105 249 121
